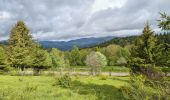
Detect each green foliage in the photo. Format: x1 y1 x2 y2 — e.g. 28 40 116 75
162 67 170 76
154 43 170 67
100 45 129 66
121 75 170 100
0 46 11 72
50 48 69 68
100 45 120 65
7 21 35 69
96 36 137 47
55 74 72 88
69 46 82 66
116 57 127 66
156 13 170 68
31 48 52 75
85 51 107 75
79 49 90 66
85 51 107 68
131 23 156 64
128 23 163 80
32 48 52 68
0 46 7 65
98 74 108 80
158 12 170 31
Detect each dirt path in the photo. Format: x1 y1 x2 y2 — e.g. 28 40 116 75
20 71 129 76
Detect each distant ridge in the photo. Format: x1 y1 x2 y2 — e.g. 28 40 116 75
39 36 114 50
0 36 136 50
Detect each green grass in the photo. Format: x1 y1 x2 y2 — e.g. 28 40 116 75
0 75 129 100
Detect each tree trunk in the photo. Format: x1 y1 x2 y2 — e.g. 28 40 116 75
91 67 94 76
33 67 40 76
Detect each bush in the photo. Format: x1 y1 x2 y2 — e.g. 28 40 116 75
55 74 71 88
0 65 12 72
98 74 108 80
121 75 170 100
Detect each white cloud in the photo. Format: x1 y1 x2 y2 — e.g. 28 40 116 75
91 0 126 14
0 11 11 20
0 0 170 41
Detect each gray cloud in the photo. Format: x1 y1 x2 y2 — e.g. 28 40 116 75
0 0 170 41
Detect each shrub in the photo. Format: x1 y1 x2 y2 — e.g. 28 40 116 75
98 74 108 80
121 75 170 100
55 74 71 88
0 65 12 72
10 70 19 76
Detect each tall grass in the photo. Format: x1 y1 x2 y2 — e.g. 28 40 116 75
0 75 128 100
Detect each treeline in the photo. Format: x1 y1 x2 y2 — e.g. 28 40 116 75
65 44 129 66
96 33 170 48
96 36 137 47
0 13 170 76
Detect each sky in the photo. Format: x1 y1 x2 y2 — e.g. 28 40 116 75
0 0 170 41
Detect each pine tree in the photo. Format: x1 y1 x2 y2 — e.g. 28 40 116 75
157 13 170 68
128 23 162 80
158 12 170 32
8 21 34 70
0 46 7 65
0 46 10 71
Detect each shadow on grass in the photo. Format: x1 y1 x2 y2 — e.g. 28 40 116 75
70 80 125 100
112 77 130 83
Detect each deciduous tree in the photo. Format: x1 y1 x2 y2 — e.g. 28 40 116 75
85 51 107 75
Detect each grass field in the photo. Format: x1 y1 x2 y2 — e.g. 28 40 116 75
0 75 129 100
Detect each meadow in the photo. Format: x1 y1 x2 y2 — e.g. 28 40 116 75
0 75 129 100
0 10 169 100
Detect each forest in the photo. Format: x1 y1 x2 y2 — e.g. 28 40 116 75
0 12 170 100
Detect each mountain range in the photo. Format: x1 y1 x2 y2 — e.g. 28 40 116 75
0 36 113 51
39 36 113 50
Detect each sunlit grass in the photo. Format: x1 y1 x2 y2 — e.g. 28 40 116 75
0 75 129 100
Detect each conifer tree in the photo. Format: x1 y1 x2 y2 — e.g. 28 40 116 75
157 13 170 68
8 21 34 70
128 23 161 80
0 46 7 65
158 12 170 32
0 46 9 71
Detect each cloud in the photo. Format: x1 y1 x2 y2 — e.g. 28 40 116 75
0 0 170 41
0 11 11 20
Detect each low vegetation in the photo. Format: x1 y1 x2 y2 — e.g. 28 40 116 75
0 75 128 100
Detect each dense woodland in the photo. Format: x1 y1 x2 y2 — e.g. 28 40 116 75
0 12 170 99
